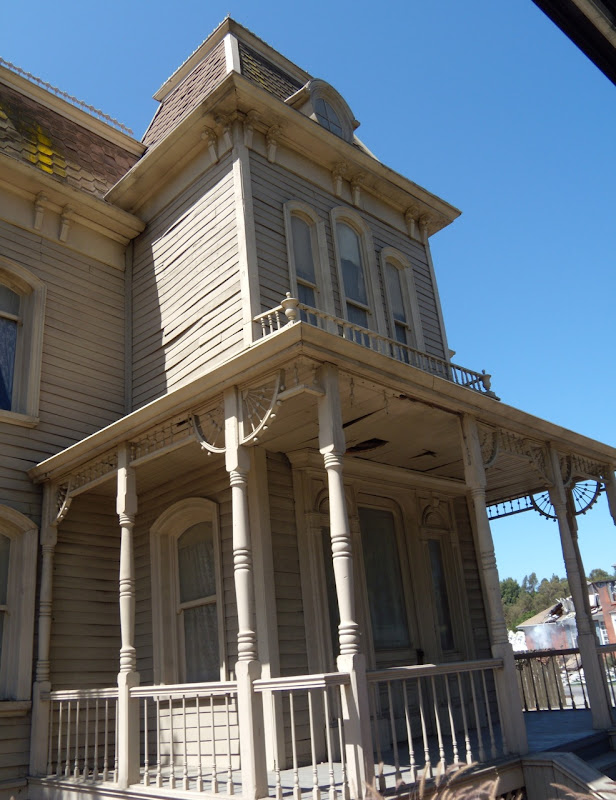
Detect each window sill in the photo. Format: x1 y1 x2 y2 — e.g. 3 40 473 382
0 410 39 428
0 700 31 717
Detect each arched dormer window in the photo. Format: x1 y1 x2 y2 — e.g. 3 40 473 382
379 247 424 353
284 201 334 320
150 498 225 684
331 208 385 335
0 258 45 425
286 79 358 143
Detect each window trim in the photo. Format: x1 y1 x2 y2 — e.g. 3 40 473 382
379 247 425 352
283 201 335 319
0 505 37 700
330 207 386 335
150 498 225 684
0 258 45 426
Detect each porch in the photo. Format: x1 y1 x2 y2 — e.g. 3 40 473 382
30 652 613 800
26 317 616 800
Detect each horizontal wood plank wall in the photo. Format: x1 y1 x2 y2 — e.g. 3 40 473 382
131 155 243 410
267 453 308 677
133 454 236 684
50 494 121 689
453 496 491 659
0 714 31 783
249 151 446 360
0 220 126 521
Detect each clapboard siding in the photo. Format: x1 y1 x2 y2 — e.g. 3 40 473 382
453 496 491 659
267 452 309 678
50 494 121 689
0 715 30 782
249 151 447 360
0 220 126 519
131 155 243 410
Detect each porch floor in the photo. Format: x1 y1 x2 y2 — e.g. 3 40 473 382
524 708 597 751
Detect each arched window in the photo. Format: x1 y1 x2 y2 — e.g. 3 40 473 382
0 258 45 424
284 201 334 320
331 208 385 335
0 505 37 701
151 498 224 684
380 247 424 353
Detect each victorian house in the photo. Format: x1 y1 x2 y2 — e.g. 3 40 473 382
0 18 615 800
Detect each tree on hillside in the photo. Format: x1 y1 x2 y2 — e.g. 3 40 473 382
588 567 611 582
500 572 569 631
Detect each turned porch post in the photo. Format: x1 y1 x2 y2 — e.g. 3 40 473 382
460 415 528 755
548 446 612 729
318 363 374 799
116 443 140 788
224 387 267 800
30 483 57 776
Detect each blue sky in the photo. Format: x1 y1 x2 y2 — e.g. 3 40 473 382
2 1 615 584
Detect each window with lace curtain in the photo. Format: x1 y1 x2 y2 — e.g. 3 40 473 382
151 498 225 684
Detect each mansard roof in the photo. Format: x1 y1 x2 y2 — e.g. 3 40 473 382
0 66 142 200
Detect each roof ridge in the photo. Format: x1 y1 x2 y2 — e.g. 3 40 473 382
0 57 133 135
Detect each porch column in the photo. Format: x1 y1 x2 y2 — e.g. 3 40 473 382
224 387 267 800
548 446 612 729
30 483 57 776
116 444 140 788
460 415 528 755
318 364 374 799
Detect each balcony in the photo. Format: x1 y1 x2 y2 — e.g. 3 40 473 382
254 295 498 399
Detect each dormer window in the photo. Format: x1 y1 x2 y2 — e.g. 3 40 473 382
286 79 358 143
314 98 343 137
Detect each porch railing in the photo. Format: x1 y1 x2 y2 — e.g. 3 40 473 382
366 659 506 792
512 646 616 711
253 295 497 398
47 687 119 783
254 672 351 800
130 681 239 794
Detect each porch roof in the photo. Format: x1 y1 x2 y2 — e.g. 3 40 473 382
29 322 616 504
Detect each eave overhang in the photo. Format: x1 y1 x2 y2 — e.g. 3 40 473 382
107 72 461 234
29 323 616 484
0 151 145 244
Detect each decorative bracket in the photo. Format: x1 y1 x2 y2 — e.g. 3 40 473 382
33 192 48 231
243 110 259 148
56 478 74 524
404 205 420 240
332 162 348 197
192 405 226 455
240 371 284 445
266 125 281 163
201 127 218 163
350 174 364 207
59 205 74 243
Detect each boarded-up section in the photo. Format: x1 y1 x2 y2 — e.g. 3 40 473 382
50 494 121 689
0 221 126 520
131 156 242 409
249 151 447 360
453 496 491 659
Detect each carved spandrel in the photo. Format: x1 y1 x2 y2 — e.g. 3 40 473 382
131 415 193 461
192 400 226 455
477 424 499 468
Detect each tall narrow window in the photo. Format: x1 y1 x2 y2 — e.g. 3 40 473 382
0 287 20 411
177 522 220 682
427 538 454 652
151 498 224 684
380 248 423 354
336 222 369 328
290 215 318 308
359 507 411 655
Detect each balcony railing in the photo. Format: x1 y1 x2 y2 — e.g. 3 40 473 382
253 295 497 398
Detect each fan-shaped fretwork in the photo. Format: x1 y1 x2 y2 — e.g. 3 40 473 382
530 480 602 520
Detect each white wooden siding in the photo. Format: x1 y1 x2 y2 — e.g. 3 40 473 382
0 220 126 520
0 715 30 782
131 156 243 410
249 151 447 360
50 494 121 689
